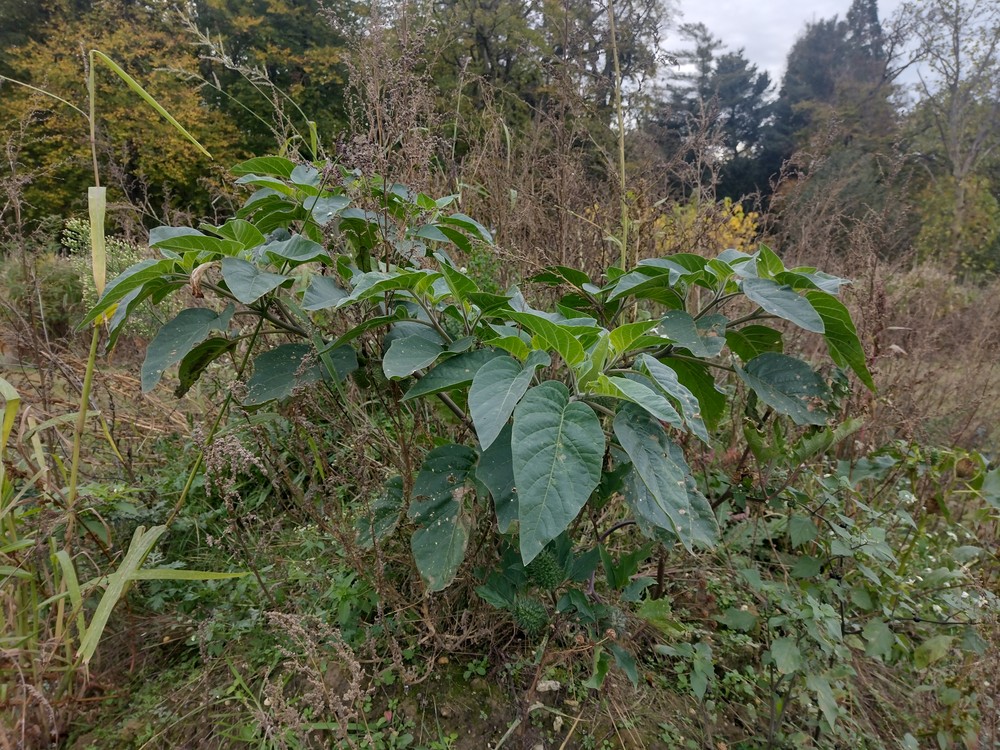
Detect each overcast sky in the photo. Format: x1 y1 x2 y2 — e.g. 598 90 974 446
670 0 907 83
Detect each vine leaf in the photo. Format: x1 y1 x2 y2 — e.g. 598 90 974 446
513 381 604 564
408 444 478 592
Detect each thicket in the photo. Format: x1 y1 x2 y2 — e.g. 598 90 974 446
1 0 999 749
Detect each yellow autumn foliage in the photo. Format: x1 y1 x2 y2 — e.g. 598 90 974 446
652 197 760 257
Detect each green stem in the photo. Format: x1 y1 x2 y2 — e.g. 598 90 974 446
165 319 264 527
65 325 101 541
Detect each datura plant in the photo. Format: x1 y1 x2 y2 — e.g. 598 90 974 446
86 156 874 593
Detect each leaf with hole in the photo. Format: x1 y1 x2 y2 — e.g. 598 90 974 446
656 310 726 357
408 444 478 591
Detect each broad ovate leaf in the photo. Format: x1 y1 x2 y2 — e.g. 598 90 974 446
513 381 604 564
741 277 824 333
736 353 831 426
470 354 544 450
141 306 234 392
613 403 718 551
408 444 477 591
221 257 290 304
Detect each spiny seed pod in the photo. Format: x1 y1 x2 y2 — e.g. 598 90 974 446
526 550 562 591
512 596 549 636
607 606 628 639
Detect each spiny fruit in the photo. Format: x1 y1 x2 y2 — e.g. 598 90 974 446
525 549 563 591
512 596 549 636
606 606 629 639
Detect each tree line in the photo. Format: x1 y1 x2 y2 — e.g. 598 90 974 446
1 0 998 276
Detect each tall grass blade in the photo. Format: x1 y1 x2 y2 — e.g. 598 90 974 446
76 525 244 664
90 50 212 160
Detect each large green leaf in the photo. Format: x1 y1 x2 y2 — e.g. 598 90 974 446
769 638 802 674
598 375 683 429
141 306 234 392
338 269 441 307
149 227 242 256
304 195 350 226
232 156 297 178
242 343 355 406
382 335 445 379
104 278 185 349
513 381 604 564
408 444 478 591
609 320 658 354
637 355 710 443
741 277 824 333
212 219 266 250
302 276 348 310
221 257 290 304
469 354 543 450
175 337 238 397
806 291 874 390
261 234 329 266
725 325 783 361
507 312 586 367
403 349 503 401
736 353 831 426
81 258 178 326
657 310 726 357
614 403 718 551
476 423 518 533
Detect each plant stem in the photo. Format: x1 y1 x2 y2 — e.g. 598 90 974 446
65 324 101 543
